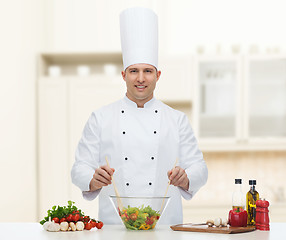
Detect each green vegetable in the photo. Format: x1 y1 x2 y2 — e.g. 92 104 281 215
119 205 160 230
40 201 84 225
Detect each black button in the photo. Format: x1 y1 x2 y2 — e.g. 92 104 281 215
155 110 158 113
123 131 126 134
121 110 124 113
125 157 128 160
126 183 129 186
151 157 154 160
149 182 152 185
154 131 157 134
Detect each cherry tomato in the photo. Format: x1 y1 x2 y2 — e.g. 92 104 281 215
66 214 73 222
96 221 103 229
145 217 154 225
83 216 90 223
52 217 60 223
73 214 80 222
130 213 137 221
85 222 92 230
91 220 97 228
72 210 79 214
60 217 66 223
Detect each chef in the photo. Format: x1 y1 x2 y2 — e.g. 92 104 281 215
71 7 208 225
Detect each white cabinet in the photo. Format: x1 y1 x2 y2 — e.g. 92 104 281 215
38 77 70 215
245 56 286 139
37 53 124 218
193 55 286 151
193 57 241 140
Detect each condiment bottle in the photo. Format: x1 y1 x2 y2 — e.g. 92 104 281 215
246 180 259 225
232 178 245 210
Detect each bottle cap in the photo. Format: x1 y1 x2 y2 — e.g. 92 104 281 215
235 179 242 184
249 180 256 185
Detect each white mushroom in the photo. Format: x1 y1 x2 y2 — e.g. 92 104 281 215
76 221 85 231
60 221 69 231
69 222 76 231
214 218 222 227
206 219 214 227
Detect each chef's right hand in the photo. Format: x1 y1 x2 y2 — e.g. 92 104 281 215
89 165 115 192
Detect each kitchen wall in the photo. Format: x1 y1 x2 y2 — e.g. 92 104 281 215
0 0 44 221
183 151 286 223
1 0 286 223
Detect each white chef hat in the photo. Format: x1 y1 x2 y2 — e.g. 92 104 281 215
119 7 158 70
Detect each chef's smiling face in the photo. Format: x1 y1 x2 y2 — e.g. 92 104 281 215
122 63 161 108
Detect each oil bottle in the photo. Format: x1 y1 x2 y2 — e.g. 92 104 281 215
246 180 259 225
232 178 245 210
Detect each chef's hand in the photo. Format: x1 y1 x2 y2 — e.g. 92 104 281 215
167 166 189 191
89 165 115 192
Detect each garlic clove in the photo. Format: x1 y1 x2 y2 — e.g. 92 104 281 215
214 218 222 227
221 218 228 227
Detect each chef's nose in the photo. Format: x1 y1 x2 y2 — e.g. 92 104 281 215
137 70 145 83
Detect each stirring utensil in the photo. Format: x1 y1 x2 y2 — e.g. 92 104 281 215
105 156 123 210
160 158 179 213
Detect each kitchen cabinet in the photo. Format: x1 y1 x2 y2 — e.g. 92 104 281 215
193 55 286 151
37 52 124 219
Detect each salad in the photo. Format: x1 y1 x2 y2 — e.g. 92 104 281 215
119 205 160 230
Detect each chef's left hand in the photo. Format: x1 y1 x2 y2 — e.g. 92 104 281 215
167 166 189 191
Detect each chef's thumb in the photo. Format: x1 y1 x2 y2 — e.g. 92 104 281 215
167 170 172 178
111 168 115 174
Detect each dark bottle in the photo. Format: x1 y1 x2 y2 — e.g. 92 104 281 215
246 180 259 225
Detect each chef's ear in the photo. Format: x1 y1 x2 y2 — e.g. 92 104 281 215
121 70 126 81
156 70 161 82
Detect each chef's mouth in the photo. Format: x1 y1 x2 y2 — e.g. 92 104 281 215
135 85 147 89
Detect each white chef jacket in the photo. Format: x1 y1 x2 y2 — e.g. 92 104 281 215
71 95 208 225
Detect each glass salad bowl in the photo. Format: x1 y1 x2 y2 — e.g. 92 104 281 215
110 196 170 230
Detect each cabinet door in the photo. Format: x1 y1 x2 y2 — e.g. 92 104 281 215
38 77 70 219
194 57 242 143
68 78 125 216
246 57 286 140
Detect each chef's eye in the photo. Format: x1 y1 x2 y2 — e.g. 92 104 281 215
130 69 138 73
145 69 153 73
